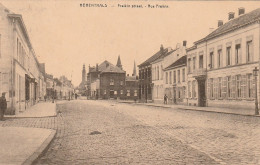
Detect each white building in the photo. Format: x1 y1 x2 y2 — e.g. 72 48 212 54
187 7 260 110
0 3 41 114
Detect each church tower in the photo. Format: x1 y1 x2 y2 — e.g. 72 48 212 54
132 60 136 76
116 55 123 70
82 64 86 82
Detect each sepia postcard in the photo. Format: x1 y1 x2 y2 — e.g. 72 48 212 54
0 0 260 164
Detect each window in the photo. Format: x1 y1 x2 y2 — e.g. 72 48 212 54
188 58 191 73
182 69 185 82
192 80 196 98
120 80 123 85
178 70 180 83
120 90 123 95
236 75 241 98
127 90 130 96
199 55 203 68
218 77 222 98
209 78 214 98
110 79 114 85
188 81 191 98
235 44 241 64
157 66 159 80
104 90 106 95
217 49 222 68
166 72 168 84
114 91 117 95
174 71 176 83
134 90 138 96
226 47 231 66
209 52 214 69
161 65 163 80
227 76 231 97
247 40 253 62
193 57 196 70
169 71 172 84
247 74 253 98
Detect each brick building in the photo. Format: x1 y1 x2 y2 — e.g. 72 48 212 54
125 61 139 100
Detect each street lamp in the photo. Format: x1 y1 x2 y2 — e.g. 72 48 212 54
253 67 259 115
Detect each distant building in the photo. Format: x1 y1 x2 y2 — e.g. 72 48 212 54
78 64 87 95
138 45 170 102
151 41 187 104
125 61 139 100
87 57 126 99
164 55 187 105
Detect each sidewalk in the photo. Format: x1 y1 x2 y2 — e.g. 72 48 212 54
118 100 259 117
0 102 57 165
0 127 56 165
5 102 57 118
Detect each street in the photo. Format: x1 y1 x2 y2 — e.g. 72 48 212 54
3 100 259 164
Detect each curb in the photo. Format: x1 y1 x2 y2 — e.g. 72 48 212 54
22 130 57 165
117 101 260 118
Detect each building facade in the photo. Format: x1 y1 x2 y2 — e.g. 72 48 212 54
187 7 260 109
164 55 187 105
0 4 43 114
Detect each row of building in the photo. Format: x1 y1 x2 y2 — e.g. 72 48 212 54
138 7 260 110
78 56 139 100
0 3 74 115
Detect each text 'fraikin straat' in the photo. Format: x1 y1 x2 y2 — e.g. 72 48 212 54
118 4 169 8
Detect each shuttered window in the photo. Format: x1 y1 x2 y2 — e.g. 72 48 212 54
222 77 227 99
241 75 247 98
218 77 222 98
227 76 232 98
236 75 241 98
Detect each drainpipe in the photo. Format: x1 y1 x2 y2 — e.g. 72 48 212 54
11 18 16 114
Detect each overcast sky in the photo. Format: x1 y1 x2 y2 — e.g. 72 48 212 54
1 0 260 86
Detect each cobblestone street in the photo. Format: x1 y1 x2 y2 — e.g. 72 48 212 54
1 100 260 164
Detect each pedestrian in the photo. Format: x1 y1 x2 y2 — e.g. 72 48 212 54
75 93 78 100
0 92 7 121
164 94 168 104
44 95 47 102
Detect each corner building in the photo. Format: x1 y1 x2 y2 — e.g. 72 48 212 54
187 8 260 109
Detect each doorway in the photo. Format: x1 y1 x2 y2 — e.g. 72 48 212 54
198 79 206 107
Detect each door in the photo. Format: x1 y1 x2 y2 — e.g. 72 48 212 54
110 90 114 98
198 79 206 107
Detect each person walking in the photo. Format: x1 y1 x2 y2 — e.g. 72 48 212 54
0 93 7 121
164 94 168 104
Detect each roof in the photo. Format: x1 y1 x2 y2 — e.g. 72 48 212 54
195 8 260 44
164 55 187 70
90 60 125 74
138 48 170 67
101 63 125 74
126 76 137 81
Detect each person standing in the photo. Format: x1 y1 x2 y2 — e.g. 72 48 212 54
0 93 7 121
164 94 168 104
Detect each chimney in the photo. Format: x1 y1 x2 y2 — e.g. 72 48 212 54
96 63 98 71
228 12 235 20
218 20 223 27
238 7 245 16
183 40 187 47
160 44 164 53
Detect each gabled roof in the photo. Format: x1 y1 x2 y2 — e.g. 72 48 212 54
164 55 187 71
195 8 260 44
101 63 125 74
138 48 170 67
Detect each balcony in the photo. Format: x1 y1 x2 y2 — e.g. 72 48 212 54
192 68 207 79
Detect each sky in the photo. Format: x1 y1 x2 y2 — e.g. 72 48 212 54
1 0 260 86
